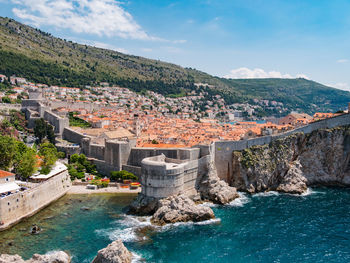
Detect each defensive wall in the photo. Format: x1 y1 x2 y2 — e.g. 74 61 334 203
21 99 70 135
48 101 116 112
0 170 71 231
0 103 21 114
214 113 350 181
140 154 204 198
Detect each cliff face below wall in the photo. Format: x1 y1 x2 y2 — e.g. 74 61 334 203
231 126 350 194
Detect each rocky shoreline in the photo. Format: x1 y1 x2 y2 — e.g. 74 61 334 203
0 240 133 263
0 251 71 263
128 158 238 225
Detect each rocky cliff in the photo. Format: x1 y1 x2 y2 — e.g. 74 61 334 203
231 126 350 194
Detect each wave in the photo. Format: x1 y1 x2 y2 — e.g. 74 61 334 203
161 218 222 230
95 215 153 242
131 251 144 263
227 192 251 207
252 191 280 197
300 188 325 196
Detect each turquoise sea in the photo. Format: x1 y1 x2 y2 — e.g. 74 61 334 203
1 188 350 263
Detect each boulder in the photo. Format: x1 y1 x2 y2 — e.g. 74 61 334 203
127 194 159 216
198 161 239 204
276 161 307 195
92 240 132 263
151 195 215 225
0 254 25 263
0 251 70 263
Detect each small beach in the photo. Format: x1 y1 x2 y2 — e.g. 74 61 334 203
67 185 141 195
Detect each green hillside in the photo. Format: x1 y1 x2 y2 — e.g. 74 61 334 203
0 16 349 114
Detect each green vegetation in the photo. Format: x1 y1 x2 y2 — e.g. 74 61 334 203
38 142 58 174
68 112 91 128
0 135 37 178
91 179 109 188
0 16 349 114
34 118 55 144
67 153 98 180
110 170 138 182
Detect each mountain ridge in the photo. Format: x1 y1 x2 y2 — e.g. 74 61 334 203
0 16 349 114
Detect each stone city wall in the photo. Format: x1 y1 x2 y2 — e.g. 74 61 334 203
43 110 69 135
62 127 88 145
48 101 116 112
0 170 71 230
214 113 350 181
0 103 21 113
140 154 208 198
127 147 200 167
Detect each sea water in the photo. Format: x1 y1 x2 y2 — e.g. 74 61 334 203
1 188 350 262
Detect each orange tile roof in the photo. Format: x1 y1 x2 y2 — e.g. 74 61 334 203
0 170 15 178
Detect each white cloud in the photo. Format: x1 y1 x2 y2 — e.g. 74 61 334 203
172 39 187 44
11 0 155 40
224 67 309 79
328 82 350 91
91 41 128 54
141 48 152 52
337 59 348 63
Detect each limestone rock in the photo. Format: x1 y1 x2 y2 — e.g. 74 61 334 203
230 126 350 194
151 195 215 225
276 161 307 195
92 240 132 263
28 251 70 263
198 161 239 204
0 251 71 263
127 193 159 216
0 254 25 263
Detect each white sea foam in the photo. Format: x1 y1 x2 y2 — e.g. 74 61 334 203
198 201 219 208
227 192 251 207
95 215 153 242
131 252 143 263
252 191 280 197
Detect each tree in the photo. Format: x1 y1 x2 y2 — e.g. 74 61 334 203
39 142 58 173
15 148 37 178
0 135 17 170
2 96 11 103
34 119 56 144
70 153 79 163
34 118 47 143
46 124 55 144
110 170 137 182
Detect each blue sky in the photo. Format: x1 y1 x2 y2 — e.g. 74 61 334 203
0 0 350 90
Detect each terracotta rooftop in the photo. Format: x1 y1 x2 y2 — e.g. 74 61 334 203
0 170 15 178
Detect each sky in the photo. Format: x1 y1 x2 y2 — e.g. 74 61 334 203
0 0 350 91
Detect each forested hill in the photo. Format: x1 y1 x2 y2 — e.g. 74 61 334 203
0 16 349 114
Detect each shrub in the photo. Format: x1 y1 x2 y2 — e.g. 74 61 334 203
110 170 137 181
57 151 66 159
40 166 51 175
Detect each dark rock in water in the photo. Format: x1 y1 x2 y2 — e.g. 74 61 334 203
151 194 215 225
0 251 71 262
80 206 90 211
92 240 132 263
127 194 159 216
30 224 41 235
